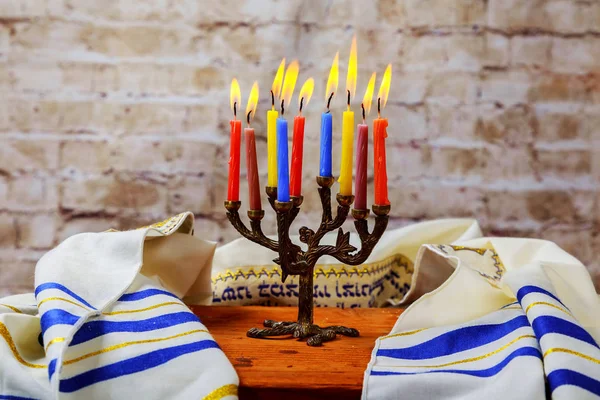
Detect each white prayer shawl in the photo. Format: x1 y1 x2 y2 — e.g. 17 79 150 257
0 213 239 400
211 218 483 308
363 238 600 400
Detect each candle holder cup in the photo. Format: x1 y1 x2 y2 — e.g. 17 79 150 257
224 177 390 346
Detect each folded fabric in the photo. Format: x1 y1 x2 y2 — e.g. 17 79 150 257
211 218 482 308
363 239 600 400
0 213 239 400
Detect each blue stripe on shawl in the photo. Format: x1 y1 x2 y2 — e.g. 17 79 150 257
516 285 565 308
531 316 599 348
118 289 179 302
40 309 79 334
70 311 200 346
0 396 39 400
59 339 219 393
547 369 600 396
377 315 530 360
35 283 95 310
371 346 542 377
48 359 57 381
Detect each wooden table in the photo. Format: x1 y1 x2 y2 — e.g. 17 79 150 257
191 306 403 400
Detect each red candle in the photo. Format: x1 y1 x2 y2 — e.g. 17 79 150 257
289 114 305 198
227 119 242 201
354 123 368 210
373 117 389 206
290 78 314 198
245 127 261 210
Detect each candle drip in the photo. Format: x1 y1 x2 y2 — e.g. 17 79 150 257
327 92 334 111
281 99 285 116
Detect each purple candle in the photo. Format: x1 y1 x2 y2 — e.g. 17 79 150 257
354 123 369 210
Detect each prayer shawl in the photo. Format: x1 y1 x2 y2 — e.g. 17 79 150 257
363 238 600 400
0 213 238 400
211 218 483 308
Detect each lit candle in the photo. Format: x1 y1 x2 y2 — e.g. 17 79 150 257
245 82 261 210
355 72 376 211
290 78 314 198
267 59 285 188
374 64 392 206
339 36 357 196
227 78 242 202
319 53 338 178
277 61 299 203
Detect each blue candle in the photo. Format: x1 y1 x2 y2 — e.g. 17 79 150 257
277 117 290 202
319 112 333 177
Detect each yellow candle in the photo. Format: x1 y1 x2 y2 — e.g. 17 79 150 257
268 58 286 188
339 110 354 195
338 35 357 196
267 108 278 187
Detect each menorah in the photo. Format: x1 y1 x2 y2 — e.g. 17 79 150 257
224 177 390 346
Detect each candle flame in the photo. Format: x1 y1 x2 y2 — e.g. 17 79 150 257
346 36 357 104
362 72 376 117
298 78 314 113
245 81 259 124
281 60 299 113
325 52 339 104
377 64 392 114
271 58 286 103
230 78 241 118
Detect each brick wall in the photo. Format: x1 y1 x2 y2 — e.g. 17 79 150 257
0 0 598 296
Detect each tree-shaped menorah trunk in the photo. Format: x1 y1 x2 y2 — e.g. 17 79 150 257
225 176 390 346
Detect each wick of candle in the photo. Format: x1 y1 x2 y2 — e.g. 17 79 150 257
361 103 366 124
233 101 237 120
299 97 304 115
271 90 275 111
247 110 252 126
377 97 381 118
346 89 351 112
327 92 334 111
281 99 285 116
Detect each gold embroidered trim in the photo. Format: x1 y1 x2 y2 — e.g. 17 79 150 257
63 329 209 366
381 328 425 340
103 301 183 316
135 213 189 235
543 347 600 364
38 297 90 311
0 322 46 369
106 213 191 235
449 245 487 256
202 384 238 400
446 244 506 285
385 334 536 369
45 337 66 352
525 301 571 316
501 306 523 311
0 304 23 314
382 305 523 341
1 325 210 370
212 253 412 284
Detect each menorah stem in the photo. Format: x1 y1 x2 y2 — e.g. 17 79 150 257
297 269 314 326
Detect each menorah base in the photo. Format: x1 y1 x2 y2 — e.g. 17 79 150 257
247 319 360 347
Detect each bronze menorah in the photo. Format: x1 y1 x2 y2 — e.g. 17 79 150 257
224 176 390 346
